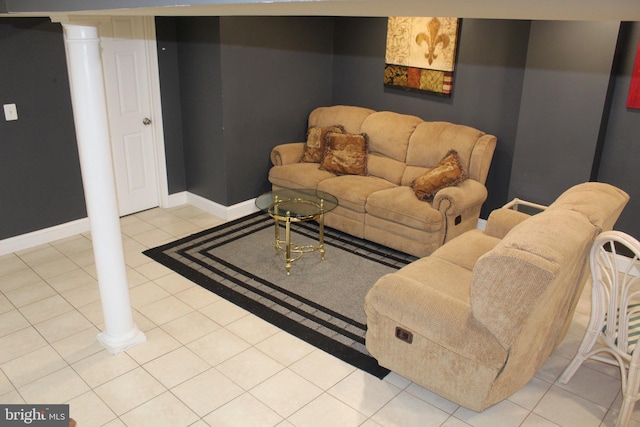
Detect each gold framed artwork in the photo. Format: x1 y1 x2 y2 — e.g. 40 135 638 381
384 17 460 96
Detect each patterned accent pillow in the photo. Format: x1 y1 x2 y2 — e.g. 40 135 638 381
301 125 345 163
411 150 467 201
319 132 368 176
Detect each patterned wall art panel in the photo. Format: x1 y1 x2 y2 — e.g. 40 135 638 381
384 17 460 96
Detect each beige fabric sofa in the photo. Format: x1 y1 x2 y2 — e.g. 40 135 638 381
268 105 497 257
364 182 629 411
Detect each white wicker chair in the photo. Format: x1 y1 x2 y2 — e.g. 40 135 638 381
560 231 640 427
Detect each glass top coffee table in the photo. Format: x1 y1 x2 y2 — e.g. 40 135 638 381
255 188 338 275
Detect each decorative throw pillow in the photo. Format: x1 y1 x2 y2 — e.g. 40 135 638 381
411 150 467 201
301 125 345 163
319 132 368 176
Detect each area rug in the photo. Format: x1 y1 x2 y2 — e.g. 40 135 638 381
143 212 417 378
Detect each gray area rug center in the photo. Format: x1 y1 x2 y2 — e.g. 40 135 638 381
213 226 396 325
143 212 417 378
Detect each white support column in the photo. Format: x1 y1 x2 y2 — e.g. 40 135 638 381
61 22 146 354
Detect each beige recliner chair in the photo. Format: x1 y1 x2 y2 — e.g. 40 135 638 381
364 182 629 411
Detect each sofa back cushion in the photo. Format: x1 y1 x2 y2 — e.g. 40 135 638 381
360 111 423 162
308 105 374 134
307 106 498 187
360 111 423 184
404 122 488 183
470 209 597 349
546 182 629 231
367 154 406 185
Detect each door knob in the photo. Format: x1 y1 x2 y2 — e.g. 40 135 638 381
143 117 152 126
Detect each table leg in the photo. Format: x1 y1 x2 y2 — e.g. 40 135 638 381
285 216 292 275
319 212 325 261
274 217 281 253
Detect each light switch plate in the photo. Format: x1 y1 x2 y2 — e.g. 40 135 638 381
4 104 18 121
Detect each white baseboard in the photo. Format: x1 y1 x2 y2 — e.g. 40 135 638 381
185 192 258 220
0 192 259 256
166 191 188 208
0 217 91 256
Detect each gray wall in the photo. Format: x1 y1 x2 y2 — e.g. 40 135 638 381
156 17 187 194
597 22 640 238
509 21 621 204
0 18 86 240
330 18 531 217
218 17 335 204
174 17 225 202
162 16 335 205
2 17 640 242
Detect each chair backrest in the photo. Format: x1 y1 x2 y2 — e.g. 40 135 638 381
471 209 598 348
546 182 630 348
472 183 629 349
592 231 640 357
547 182 630 231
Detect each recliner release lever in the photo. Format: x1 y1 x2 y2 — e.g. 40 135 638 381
395 327 413 344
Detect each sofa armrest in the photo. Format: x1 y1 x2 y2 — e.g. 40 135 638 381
483 208 531 239
432 179 487 215
365 272 507 366
468 134 497 184
270 142 305 166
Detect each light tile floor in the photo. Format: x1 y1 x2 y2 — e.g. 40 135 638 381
0 204 639 427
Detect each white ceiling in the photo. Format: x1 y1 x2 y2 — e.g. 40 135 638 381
3 0 640 21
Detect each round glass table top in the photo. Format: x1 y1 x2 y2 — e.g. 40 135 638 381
255 188 339 219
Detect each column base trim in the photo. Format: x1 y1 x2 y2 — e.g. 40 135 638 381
97 326 147 355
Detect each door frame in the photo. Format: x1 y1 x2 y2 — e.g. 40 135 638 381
63 15 169 212
139 15 170 210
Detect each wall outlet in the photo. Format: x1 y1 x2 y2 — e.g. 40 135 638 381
4 104 18 121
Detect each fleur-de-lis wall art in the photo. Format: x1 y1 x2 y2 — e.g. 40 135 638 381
416 18 450 66
385 17 460 96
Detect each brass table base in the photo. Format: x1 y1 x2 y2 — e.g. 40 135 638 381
256 189 337 275
272 211 326 275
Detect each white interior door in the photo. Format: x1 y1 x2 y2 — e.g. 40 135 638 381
99 17 160 216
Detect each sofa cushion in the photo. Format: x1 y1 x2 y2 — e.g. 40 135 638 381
367 153 406 185
401 165 430 186
320 132 368 176
318 175 396 213
411 150 467 201
309 105 374 134
360 111 423 162
396 256 475 303
431 229 501 272
301 125 344 163
406 122 484 170
366 186 443 231
269 162 336 190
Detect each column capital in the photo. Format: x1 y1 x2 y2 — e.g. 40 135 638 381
50 15 112 36
62 24 99 41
